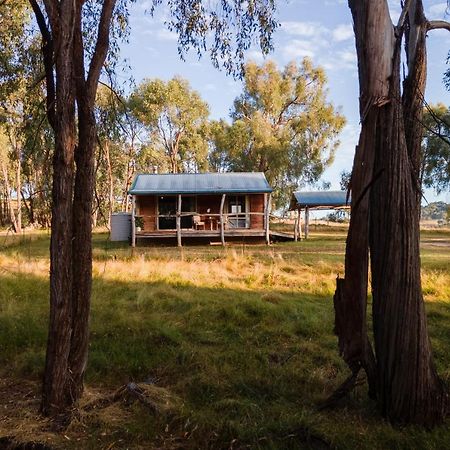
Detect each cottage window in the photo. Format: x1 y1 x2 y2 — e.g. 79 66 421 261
227 195 249 228
157 195 197 230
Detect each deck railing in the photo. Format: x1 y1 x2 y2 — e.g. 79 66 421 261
135 211 266 223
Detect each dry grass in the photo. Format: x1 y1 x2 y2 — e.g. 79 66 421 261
0 229 449 449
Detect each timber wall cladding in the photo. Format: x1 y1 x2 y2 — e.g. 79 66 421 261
250 194 265 229
137 196 157 231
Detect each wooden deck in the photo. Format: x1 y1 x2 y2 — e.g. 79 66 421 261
135 229 295 242
136 229 266 238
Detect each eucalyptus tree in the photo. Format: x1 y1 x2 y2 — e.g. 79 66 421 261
0 128 19 230
420 103 450 194
0 0 30 100
0 0 31 232
28 0 121 419
28 0 277 420
334 0 450 426
210 59 345 207
129 77 210 173
94 85 129 226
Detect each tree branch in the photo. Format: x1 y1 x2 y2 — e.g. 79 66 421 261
28 0 57 131
73 0 87 100
427 20 450 32
397 0 414 33
86 0 117 103
41 0 58 34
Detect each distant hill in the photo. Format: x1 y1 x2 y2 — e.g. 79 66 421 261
421 202 449 221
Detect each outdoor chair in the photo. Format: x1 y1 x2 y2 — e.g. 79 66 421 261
193 214 205 230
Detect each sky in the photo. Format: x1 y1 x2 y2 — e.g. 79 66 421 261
120 0 450 206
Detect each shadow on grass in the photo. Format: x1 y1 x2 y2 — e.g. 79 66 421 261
1 268 450 449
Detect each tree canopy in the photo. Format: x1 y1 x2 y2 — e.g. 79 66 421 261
129 77 210 173
210 59 345 207
421 103 450 194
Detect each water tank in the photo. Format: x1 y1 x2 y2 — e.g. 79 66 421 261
110 213 131 241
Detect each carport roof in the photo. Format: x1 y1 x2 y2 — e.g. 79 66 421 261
290 190 351 209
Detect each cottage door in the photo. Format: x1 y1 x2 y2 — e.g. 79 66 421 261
181 196 196 229
228 195 248 228
158 196 176 230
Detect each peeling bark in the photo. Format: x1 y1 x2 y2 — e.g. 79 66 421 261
332 0 448 426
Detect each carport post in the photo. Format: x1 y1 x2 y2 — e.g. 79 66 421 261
298 208 302 240
177 194 182 247
265 193 271 245
294 208 302 241
220 194 226 246
131 195 136 247
305 206 310 239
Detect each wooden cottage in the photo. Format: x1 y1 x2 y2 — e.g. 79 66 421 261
129 172 273 246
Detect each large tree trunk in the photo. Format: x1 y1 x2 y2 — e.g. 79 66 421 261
41 0 77 416
68 105 96 405
31 0 117 419
105 139 114 229
333 0 448 427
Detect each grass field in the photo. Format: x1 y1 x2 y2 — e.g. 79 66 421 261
0 227 449 449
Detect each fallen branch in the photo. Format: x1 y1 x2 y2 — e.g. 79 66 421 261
317 371 363 411
82 382 180 416
82 385 127 411
125 382 161 414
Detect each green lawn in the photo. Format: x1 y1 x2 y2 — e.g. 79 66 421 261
0 228 449 449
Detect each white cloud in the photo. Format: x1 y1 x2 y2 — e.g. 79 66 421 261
136 0 153 12
281 21 327 37
139 25 178 42
155 28 178 41
332 24 354 42
282 39 316 59
320 47 357 73
428 2 449 18
245 49 266 63
338 49 357 64
144 46 159 57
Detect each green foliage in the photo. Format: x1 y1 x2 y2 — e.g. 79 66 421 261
129 77 210 173
153 0 278 77
0 0 30 100
340 169 351 191
421 201 449 222
421 103 450 194
209 59 346 208
326 210 349 223
94 85 136 222
0 36 53 229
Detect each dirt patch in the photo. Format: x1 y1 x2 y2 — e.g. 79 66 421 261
0 379 58 449
421 239 450 248
0 378 182 449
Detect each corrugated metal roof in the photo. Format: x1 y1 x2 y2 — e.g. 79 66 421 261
290 190 351 209
129 172 273 195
